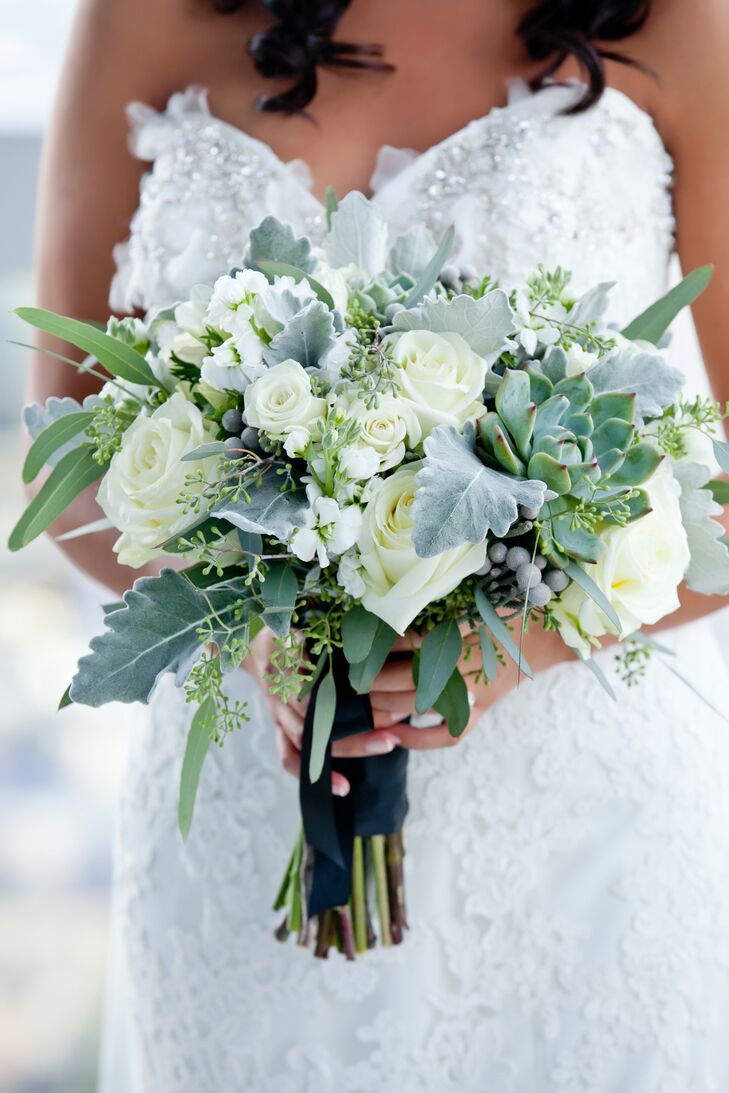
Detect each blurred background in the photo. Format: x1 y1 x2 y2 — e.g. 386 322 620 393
1 4 128 1090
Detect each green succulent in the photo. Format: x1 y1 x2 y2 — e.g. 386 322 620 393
478 358 662 565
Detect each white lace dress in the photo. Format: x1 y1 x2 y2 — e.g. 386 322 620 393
99 82 729 1093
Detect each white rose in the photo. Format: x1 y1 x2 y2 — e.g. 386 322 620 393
244 360 326 447
357 465 488 634
551 462 691 657
564 344 599 377
97 392 218 568
341 394 422 471
389 330 488 437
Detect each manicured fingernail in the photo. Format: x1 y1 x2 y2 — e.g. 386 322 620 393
365 736 397 755
332 783 349 797
389 712 407 723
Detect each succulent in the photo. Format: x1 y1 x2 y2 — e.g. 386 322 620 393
478 356 662 565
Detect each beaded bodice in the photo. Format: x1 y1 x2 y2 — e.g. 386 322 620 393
110 82 675 327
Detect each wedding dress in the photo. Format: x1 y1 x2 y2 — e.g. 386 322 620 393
99 81 729 1093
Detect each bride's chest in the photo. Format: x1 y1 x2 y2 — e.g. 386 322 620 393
112 84 675 326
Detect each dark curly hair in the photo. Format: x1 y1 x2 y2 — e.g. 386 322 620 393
213 0 652 115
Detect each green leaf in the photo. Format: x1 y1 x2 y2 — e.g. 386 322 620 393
607 443 662 488
563 560 622 634
264 299 336 368
672 461 729 595
588 343 684 423
403 225 455 308
214 480 309 541
178 696 215 841
348 619 397 694
526 451 572 496
58 684 73 710
9 445 105 551
254 260 335 310
260 562 299 636
16 307 158 387
495 368 536 456
433 667 470 737
324 191 389 280
708 478 729 506
621 265 714 344
22 411 95 483
551 514 604 563
712 439 729 475
309 669 337 783
56 516 113 542
478 626 499 683
341 605 382 665
180 442 228 462
474 588 533 678
415 619 463 713
70 569 251 706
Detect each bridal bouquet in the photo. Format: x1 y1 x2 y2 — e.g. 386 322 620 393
11 192 729 959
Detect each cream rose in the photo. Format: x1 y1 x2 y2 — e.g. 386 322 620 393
97 392 218 568
357 465 488 634
389 330 488 437
243 360 327 451
340 394 422 471
551 462 691 657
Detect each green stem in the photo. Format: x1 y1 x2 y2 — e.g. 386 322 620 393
351 836 368 954
370 835 392 947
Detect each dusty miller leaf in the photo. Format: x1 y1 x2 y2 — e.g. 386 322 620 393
263 299 336 367
393 290 514 364
672 461 729 595
23 394 102 466
245 216 314 272
214 479 309 540
324 191 389 279
412 423 547 557
588 341 684 423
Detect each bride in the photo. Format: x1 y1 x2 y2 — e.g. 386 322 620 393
31 0 729 1089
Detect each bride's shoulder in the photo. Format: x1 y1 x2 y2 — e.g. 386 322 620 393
631 0 729 136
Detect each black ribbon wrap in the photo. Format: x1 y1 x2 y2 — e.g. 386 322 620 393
299 650 409 917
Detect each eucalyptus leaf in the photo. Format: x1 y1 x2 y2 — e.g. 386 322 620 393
178 696 215 841
393 290 514 364
403 226 455 308
23 394 103 465
672 461 729 595
474 588 533 678
324 191 389 279
8 446 105 551
264 299 336 367
309 669 337 783
433 667 470 737
708 478 729 506
587 341 684 423
389 225 438 278
348 619 397 694
712 439 729 475
260 562 299 636
412 424 546 557
621 266 713 344
16 307 158 387
215 479 309 540
56 517 114 542
578 654 617 700
325 186 338 231
415 619 463 714
245 216 314 272
341 605 382 665
181 442 228 462
254 261 335 310
22 411 96 483
478 626 499 683
58 685 73 710
563 560 622 633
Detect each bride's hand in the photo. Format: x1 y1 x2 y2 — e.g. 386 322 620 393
248 630 402 798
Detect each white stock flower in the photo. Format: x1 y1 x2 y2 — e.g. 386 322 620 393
201 338 266 395
311 260 350 313
389 330 488 437
290 496 362 568
357 465 488 634
97 392 218 568
244 360 327 448
551 462 691 657
564 344 599 377
336 549 366 598
175 285 212 337
206 269 269 337
338 443 381 482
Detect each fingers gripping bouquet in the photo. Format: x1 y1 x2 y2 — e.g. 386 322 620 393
11 193 729 960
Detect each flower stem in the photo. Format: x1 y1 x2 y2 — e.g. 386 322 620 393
338 905 356 961
385 831 407 945
370 834 392 946
351 836 368 954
